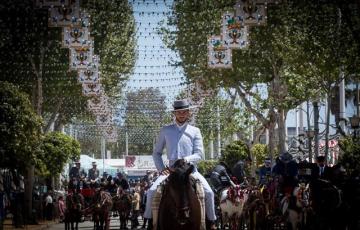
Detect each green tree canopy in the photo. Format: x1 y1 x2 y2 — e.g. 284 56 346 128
0 81 43 171
165 0 360 157
0 0 137 130
40 132 81 176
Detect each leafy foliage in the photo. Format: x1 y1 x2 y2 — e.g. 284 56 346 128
40 132 81 176
338 137 360 172
83 0 137 98
251 143 268 168
220 140 250 168
197 160 218 175
0 0 137 129
165 0 360 155
0 81 43 171
195 95 255 152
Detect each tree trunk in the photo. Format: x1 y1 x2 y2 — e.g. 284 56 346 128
25 45 45 223
277 109 288 154
306 100 313 163
324 92 332 162
267 109 277 161
44 99 63 133
24 165 35 224
313 101 320 157
54 112 64 132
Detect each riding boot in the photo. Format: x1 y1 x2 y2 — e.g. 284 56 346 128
146 219 153 230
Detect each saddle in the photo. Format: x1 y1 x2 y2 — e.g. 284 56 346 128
152 175 206 230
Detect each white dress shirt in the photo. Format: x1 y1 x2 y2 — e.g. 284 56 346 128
152 122 204 171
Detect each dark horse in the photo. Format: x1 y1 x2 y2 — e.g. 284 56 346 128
65 191 84 230
92 189 113 230
157 159 202 230
309 178 344 230
113 188 132 229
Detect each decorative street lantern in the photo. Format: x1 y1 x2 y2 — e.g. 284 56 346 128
82 82 102 96
350 115 360 129
48 3 80 27
234 0 267 26
78 55 100 84
222 12 249 49
102 126 118 143
69 47 94 70
208 35 232 68
87 95 108 111
62 26 92 48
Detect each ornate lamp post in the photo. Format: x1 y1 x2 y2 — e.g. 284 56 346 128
349 115 360 138
306 129 315 162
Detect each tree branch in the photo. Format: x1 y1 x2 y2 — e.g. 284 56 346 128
43 98 63 133
234 85 268 125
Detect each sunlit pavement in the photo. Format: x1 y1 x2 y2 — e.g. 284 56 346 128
48 216 145 230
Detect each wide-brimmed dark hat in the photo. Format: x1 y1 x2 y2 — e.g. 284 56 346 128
172 99 195 111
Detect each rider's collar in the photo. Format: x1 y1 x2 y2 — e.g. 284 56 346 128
174 121 187 129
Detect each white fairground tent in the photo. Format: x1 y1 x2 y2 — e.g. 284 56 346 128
79 154 118 175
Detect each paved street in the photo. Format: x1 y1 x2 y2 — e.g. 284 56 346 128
48 216 145 230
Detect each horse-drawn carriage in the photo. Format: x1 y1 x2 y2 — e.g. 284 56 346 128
63 185 135 230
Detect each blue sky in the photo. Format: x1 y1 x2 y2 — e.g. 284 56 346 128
125 0 186 109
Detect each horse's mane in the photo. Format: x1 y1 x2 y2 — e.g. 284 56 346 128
158 159 201 230
167 159 195 185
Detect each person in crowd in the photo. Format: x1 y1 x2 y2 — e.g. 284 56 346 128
257 157 272 186
44 191 54 221
69 161 87 190
311 155 332 181
272 152 298 196
142 171 154 185
106 176 118 194
140 181 150 229
88 162 100 186
232 156 253 185
58 196 65 223
210 161 236 193
114 172 130 191
144 99 217 230
131 184 141 229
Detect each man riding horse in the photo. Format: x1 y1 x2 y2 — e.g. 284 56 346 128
143 99 217 230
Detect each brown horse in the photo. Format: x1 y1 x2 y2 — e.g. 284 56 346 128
92 189 113 230
65 192 84 230
157 160 202 230
244 187 268 230
112 188 132 229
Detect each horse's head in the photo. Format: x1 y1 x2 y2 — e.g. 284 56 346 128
293 183 310 208
166 159 195 225
226 185 247 206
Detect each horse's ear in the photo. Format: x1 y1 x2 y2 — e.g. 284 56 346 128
186 164 194 175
